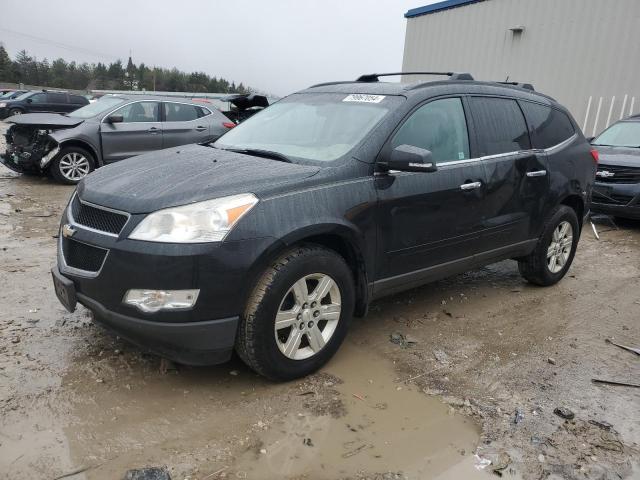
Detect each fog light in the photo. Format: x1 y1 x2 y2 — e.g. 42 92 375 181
123 289 199 313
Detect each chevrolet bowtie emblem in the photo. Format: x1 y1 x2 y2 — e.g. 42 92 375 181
596 171 615 178
62 224 76 238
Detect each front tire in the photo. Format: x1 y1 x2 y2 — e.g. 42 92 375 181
518 205 580 286
50 147 95 185
236 245 355 381
8 108 23 117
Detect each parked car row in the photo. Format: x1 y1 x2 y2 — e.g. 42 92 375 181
50 72 598 380
0 90 89 119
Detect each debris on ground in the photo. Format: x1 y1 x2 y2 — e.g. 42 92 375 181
592 378 640 388
605 338 640 355
389 332 417 348
123 467 172 480
547 357 557 365
514 407 525 424
554 407 575 420
433 349 451 365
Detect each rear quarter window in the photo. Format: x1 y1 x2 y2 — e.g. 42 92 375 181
469 96 531 155
521 102 575 149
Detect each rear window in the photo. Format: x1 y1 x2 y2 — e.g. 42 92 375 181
521 102 575 149
470 97 531 155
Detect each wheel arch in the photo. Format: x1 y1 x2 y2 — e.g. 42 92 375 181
559 194 585 229
245 224 371 318
56 139 100 166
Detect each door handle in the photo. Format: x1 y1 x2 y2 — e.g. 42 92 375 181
526 170 547 177
148 127 160 134
460 181 482 191
195 126 207 132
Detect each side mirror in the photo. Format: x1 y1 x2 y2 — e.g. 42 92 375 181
381 145 437 173
106 114 123 124
26 98 33 103
586 136 595 143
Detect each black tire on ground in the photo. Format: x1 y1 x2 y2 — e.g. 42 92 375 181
235 245 355 381
49 146 95 185
8 108 23 116
518 205 580 286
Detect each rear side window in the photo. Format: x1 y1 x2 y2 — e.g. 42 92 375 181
470 97 531 155
391 97 470 163
70 95 88 104
521 102 575 149
47 93 67 103
197 106 211 118
164 103 200 122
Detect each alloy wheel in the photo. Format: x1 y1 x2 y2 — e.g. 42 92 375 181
58 152 90 181
274 273 342 360
547 221 573 273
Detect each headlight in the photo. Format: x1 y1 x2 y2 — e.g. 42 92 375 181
129 193 258 243
0 103 6 108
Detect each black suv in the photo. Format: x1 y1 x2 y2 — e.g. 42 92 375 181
52 72 596 380
0 90 89 119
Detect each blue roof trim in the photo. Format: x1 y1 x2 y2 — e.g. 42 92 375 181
405 0 485 18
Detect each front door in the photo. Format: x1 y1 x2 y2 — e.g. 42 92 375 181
374 97 488 292
100 101 162 162
161 102 213 148
467 96 549 252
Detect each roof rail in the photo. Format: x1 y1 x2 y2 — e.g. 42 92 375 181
356 72 474 82
497 82 535 91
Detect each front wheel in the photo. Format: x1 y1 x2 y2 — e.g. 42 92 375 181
8 108 23 117
236 245 355 381
50 147 95 185
518 205 580 286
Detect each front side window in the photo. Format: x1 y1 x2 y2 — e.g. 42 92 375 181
470 97 531 155
112 102 160 123
164 103 200 122
593 121 640 148
391 97 470 163
215 93 399 163
521 102 575 149
29 93 47 104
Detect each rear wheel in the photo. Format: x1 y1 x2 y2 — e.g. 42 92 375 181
518 205 579 286
50 147 95 185
236 245 355 381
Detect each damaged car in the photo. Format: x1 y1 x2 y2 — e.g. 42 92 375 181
221 93 270 123
1 94 236 184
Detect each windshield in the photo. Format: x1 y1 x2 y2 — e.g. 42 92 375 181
68 96 126 119
593 121 640 148
214 93 398 163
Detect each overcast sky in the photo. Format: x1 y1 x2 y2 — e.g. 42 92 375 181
1 0 434 96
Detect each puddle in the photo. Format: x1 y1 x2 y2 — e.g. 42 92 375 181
233 343 483 479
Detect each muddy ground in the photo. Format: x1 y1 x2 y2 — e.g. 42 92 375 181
0 120 638 480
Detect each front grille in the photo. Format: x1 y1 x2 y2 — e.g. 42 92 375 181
593 191 634 205
62 238 108 272
596 164 640 184
70 195 128 235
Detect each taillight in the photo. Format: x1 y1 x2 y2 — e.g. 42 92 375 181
590 148 599 163
222 122 236 129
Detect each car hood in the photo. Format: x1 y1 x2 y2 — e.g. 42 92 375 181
5 113 85 128
77 144 321 213
596 145 640 168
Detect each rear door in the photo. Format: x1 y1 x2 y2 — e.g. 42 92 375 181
375 96 489 288
468 96 548 252
161 102 214 148
100 101 162 162
46 92 71 113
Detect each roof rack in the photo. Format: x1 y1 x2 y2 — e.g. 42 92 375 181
497 82 535 91
356 72 474 82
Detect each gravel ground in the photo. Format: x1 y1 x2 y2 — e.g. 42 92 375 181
0 120 638 479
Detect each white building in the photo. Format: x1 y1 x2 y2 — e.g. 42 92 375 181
402 0 640 136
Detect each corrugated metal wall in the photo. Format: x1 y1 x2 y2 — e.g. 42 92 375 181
402 0 640 135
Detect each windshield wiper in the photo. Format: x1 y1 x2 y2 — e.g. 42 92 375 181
224 148 292 163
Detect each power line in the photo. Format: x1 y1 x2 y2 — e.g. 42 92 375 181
0 26 121 61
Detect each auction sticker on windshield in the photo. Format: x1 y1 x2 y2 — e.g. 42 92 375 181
343 94 386 103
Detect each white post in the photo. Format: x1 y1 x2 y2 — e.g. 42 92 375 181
605 96 615 128
619 94 628 120
582 96 592 132
630 97 636 116
592 97 603 137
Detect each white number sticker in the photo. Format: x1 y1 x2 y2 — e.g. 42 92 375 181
343 94 386 103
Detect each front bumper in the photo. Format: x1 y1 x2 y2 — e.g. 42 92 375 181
591 181 640 219
54 200 277 365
